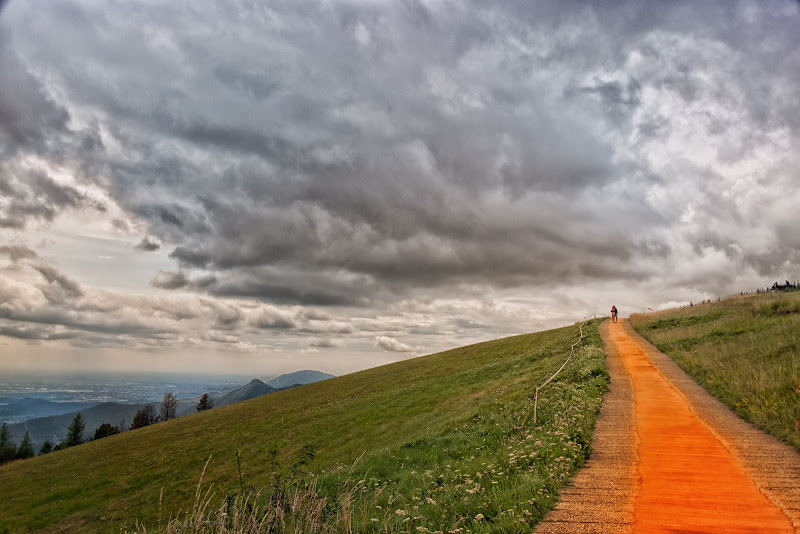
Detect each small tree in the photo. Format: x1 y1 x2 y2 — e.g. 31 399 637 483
159 391 178 421
0 423 16 464
196 393 214 412
64 413 86 448
92 423 120 441
130 404 158 429
16 431 34 460
39 440 53 455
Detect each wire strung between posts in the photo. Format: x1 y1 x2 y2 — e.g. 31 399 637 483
517 319 591 430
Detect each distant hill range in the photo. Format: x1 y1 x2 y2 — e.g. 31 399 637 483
4 370 334 449
0 398 98 423
265 370 334 389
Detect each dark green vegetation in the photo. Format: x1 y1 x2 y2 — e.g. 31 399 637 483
630 291 800 451
0 321 608 533
0 424 34 465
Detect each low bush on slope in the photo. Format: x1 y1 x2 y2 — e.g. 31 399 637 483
0 320 608 533
630 292 800 451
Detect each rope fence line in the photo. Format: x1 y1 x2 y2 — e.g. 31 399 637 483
517 314 601 430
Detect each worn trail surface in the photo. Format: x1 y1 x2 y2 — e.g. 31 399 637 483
537 319 800 533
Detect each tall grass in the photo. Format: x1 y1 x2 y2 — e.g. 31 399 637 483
137 342 607 533
0 321 609 533
630 292 800 450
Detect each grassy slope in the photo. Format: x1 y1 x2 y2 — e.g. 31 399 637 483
630 291 800 451
0 320 608 533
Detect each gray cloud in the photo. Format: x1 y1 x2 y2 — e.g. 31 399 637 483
0 167 93 229
1 0 799 367
0 32 69 154
0 245 38 262
31 263 84 302
151 270 190 290
251 305 297 330
307 337 341 349
0 322 75 341
136 236 161 251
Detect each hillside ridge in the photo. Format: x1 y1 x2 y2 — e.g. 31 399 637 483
0 321 609 533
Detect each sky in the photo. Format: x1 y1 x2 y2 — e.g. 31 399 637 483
1 0 799 377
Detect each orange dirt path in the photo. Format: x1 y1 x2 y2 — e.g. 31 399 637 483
607 320 795 533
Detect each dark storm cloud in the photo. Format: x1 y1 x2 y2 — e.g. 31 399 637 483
136 236 161 252
307 337 340 348
0 322 75 341
151 270 190 290
201 265 381 306
0 168 92 229
3 0 800 312
0 32 69 153
0 245 38 262
31 263 84 301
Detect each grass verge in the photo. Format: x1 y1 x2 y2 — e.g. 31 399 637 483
0 320 608 533
630 292 800 451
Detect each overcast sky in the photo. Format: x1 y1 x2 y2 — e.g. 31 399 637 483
1 0 799 377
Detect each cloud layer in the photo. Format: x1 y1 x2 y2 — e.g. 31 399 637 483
1 1 799 372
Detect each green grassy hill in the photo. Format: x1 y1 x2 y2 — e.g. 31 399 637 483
0 320 609 533
630 290 800 451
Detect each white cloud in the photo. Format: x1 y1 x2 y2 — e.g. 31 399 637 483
375 336 415 353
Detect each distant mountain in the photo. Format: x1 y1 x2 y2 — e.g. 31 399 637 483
0 398 98 424
4 370 334 449
175 391 226 417
216 379 275 405
265 370 334 389
6 402 144 449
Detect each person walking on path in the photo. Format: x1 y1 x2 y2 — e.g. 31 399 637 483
611 305 618 323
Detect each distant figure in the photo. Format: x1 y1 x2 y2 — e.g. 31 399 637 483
611 305 618 323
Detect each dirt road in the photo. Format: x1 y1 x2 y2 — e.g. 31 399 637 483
537 319 800 533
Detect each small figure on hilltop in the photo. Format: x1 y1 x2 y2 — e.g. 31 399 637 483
611 305 618 323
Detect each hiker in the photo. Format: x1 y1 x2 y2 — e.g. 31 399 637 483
611 305 618 323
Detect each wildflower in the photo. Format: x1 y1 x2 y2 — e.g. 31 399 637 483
395 509 407 516
474 513 484 521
